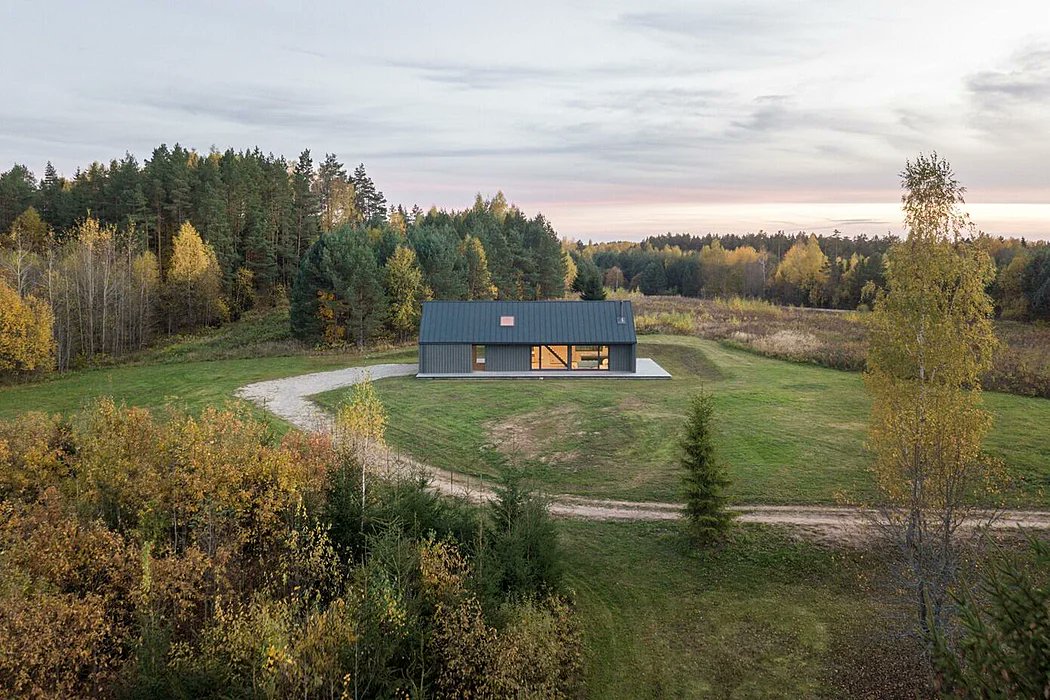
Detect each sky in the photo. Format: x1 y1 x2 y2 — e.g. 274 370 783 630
2 0 1049 241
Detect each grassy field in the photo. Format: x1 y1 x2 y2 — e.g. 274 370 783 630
315 335 1050 507
0 346 416 428
563 520 926 699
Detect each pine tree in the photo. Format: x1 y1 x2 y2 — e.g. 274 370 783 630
639 260 668 295
323 230 386 347
351 163 387 226
409 224 467 299
38 162 69 231
523 214 566 298
195 172 235 281
680 390 733 543
0 165 37 236
291 150 320 261
315 154 351 232
108 153 146 231
241 201 277 292
290 234 330 342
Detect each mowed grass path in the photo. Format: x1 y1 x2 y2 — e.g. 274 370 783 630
316 335 1050 507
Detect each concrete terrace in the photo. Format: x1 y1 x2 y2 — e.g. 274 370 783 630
416 357 671 379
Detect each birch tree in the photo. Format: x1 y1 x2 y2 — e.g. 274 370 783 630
163 222 227 332
865 153 1000 639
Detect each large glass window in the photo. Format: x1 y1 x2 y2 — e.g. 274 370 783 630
530 345 609 370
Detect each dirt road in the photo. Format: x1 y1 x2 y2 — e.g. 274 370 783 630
237 363 1050 538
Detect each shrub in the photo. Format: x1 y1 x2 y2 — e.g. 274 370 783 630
336 373 387 448
479 469 564 603
0 411 68 499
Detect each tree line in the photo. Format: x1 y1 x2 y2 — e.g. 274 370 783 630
0 148 399 295
4 146 1048 379
578 229 1050 319
0 150 568 375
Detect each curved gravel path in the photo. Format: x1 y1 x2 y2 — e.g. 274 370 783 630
237 363 1050 538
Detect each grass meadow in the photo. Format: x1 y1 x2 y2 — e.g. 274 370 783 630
630 293 1050 398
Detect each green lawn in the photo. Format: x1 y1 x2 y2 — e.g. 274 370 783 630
315 335 1050 506
563 519 925 699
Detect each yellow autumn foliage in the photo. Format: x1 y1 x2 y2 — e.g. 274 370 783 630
164 222 228 331
0 277 54 377
336 374 387 447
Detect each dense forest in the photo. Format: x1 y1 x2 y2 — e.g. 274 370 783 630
0 148 568 374
2 147 1049 379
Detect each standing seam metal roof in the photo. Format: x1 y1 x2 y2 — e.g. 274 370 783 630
418 300 637 344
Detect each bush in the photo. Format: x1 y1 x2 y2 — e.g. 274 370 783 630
635 311 696 335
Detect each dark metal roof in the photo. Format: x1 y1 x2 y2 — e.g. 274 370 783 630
419 300 637 345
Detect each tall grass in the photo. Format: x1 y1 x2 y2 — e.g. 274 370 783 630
630 294 1050 395
635 312 696 335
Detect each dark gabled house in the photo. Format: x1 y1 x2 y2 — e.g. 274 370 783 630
417 300 638 376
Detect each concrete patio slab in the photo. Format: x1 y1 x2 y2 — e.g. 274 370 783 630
416 357 671 379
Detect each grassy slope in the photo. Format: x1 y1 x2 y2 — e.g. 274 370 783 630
315 335 1050 507
564 520 924 699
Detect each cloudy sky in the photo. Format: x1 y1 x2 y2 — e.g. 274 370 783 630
2 0 1049 240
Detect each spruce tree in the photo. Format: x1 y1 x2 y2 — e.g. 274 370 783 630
680 390 733 543
571 257 607 300
932 536 1050 698
290 234 330 341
